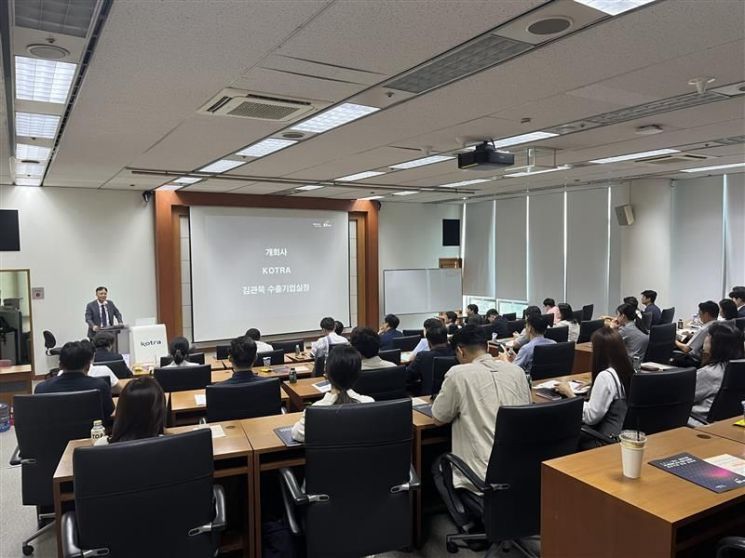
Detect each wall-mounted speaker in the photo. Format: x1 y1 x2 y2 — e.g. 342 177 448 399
614 204 635 226
0 209 20 251
442 219 460 246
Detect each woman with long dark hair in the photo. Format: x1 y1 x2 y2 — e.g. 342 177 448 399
164 336 199 367
291 345 374 442
95 376 166 445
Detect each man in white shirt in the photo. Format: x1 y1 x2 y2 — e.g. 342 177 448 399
410 318 444 358
350 326 397 370
87 364 121 395
245 328 274 354
310 316 348 359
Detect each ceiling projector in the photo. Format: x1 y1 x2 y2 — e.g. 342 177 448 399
458 141 515 170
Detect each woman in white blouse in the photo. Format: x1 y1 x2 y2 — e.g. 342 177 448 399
554 303 580 343
163 336 200 367
556 326 633 427
291 345 374 442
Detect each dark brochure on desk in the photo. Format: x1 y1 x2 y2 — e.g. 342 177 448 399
649 452 745 493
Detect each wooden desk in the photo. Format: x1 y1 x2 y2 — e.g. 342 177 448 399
542 427 745 557
280 377 325 411
170 385 289 424
696 418 745 444
285 351 313 364
52 421 252 557
573 341 593 373
0 364 32 407
119 369 233 389
531 372 591 404
251 363 313 381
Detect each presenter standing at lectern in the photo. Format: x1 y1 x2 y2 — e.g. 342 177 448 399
85 286 123 338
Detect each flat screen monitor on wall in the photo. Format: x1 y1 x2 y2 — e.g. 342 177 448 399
443 219 460 246
0 210 20 251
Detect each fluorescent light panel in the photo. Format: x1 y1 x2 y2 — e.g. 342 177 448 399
236 138 297 157
15 177 42 186
15 161 46 176
198 159 245 173
359 195 384 200
492 131 558 149
295 185 325 191
573 0 655 16
681 162 745 173
393 191 418 196
15 56 76 103
173 176 201 185
156 184 182 191
16 112 60 139
291 103 379 133
16 143 51 161
440 178 490 188
505 165 571 178
337 171 386 182
390 154 454 170
590 148 679 164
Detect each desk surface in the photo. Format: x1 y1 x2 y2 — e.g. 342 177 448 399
574 341 592 353
0 364 33 375
697 418 745 444
171 385 289 413
251 363 313 379
241 412 301 454
531 372 591 403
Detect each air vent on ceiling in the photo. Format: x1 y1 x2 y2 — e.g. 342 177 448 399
714 135 745 146
15 0 97 38
637 153 710 164
585 91 727 126
198 89 323 122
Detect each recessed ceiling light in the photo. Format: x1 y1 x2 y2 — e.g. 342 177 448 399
504 165 572 177
16 143 51 161
573 0 655 16
681 162 745 173
15 177 42 186
236 138 297 157
291 103 379 133
590 148 679 164
296 184 325 191
359 195 384 200
393 191 418 196
492 131 559 149
173 176 201 185
337 171 386 182
156 184 182 191
16 112 60 139
198 159 245 173
15 56 76 103
15 161 46 177
440 178 491 188
390 154 454 170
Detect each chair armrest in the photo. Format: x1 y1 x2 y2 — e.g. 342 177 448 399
717 536 745 558
9 446 21 466
61 512 82 558
390 465 421 493
442 453 509 493
212 485 227 532
581 425 618 445
279 467 309 505
689 412 709 426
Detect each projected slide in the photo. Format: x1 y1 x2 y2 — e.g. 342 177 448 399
190 206 350 341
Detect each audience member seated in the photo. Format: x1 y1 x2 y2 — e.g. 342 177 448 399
543 298 562 325
310 316 349 359
555 303 580 342
334 320 345 336
557 327 632 446
378 313 404 349
512 305 542 350
688 323 745 425
464 303 483 325
720 298 740 324
485 308 509 338
88 362 122 395
35 340 114 422
612 303 649 363
163 336 200 367
411 318 445 357
291 345 374 442
431 325 530 508
731 288 745 318
92 331 123 363
350 327 397 370
220 336 260 384
406 324 454 391
445 310 460 335
641 289 662 326
507 315 555 374
245 328 273 353
674 300 719 366
95 376 166 446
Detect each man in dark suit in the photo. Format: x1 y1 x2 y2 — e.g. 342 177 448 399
405 324 454 394
85 286 123 338
35 339 114 423
92 331 124 363
641 289 662 326
731 288 745 318
220 336 260 384
485 308 510 338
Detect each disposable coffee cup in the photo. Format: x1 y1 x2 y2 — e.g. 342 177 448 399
263 357 271 367
619 430 647 479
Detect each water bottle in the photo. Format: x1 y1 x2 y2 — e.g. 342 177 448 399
295 344 301 357
289 367 297 384
632 356 641 373
90 419 106 442
0 403 10 433
677 319 683 330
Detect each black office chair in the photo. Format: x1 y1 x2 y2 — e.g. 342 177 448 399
61 430 226 558
660 307 675 325
644 323 677 364
641 312 653 332
479 323 495 339
354 365 408 401
154 364 212 392
572 309 584 323
690 360 745 424
42 330 62 356
160 352 206 367
95 359 133 379
717 536 745 557
624 367 696 434
507 319 525 336
312 355 326 377
11 391 103 556
436 398 583 555
735 318 745 333
379 348 402 365
582 304 594 321
541 313 555 327
215 344 230 360
255 349 285 365
577 319 604 343
392 335 420 352
502 313 517 322
205 378 282 422
427 356 458 396
272 339 305 355
545 326 569 343
530 342 576 381
402 329 423 339
280 400 419 557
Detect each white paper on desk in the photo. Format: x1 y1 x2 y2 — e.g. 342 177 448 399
401 352 412 363
705 454 745 476
194 394 206 406
313 380 331 393
533 380 589 395
411 397 428 406
193 424 225 438
295 365 310 372
640 362 676 372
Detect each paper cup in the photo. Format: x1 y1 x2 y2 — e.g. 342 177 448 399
619 430 647 479
263 357 271 367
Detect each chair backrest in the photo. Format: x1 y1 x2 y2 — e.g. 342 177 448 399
582 304 594 321
72 430 217 557
255 349 285 365
541 313 555 327
707 360 745 422
507 319 525 336
502 313 517 322
484 398 583 542
154 364 212 392
160 352 206 367
734 318 745 333
13 391 103 506
96 359 133 379
644 323 677 364
402 329 423 339
577 319 604 343
572 309 584 323
392 335 420 352
660 307 675 325
354 365 408 401
624 367 696 434
641 312 653 331
312 355 326 377
379 348 401 365
215 344 230 360
206 378 281 422
530 342 576 380
431 356 458 396
545 326 569 343
303 400 413 557
479 323 495 338
272 339 305 355
43 330 57 350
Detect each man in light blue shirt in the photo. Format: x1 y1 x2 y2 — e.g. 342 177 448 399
511 315 555 374
410 318 443 357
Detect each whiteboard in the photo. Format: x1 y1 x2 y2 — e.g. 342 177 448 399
384 268 462 315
